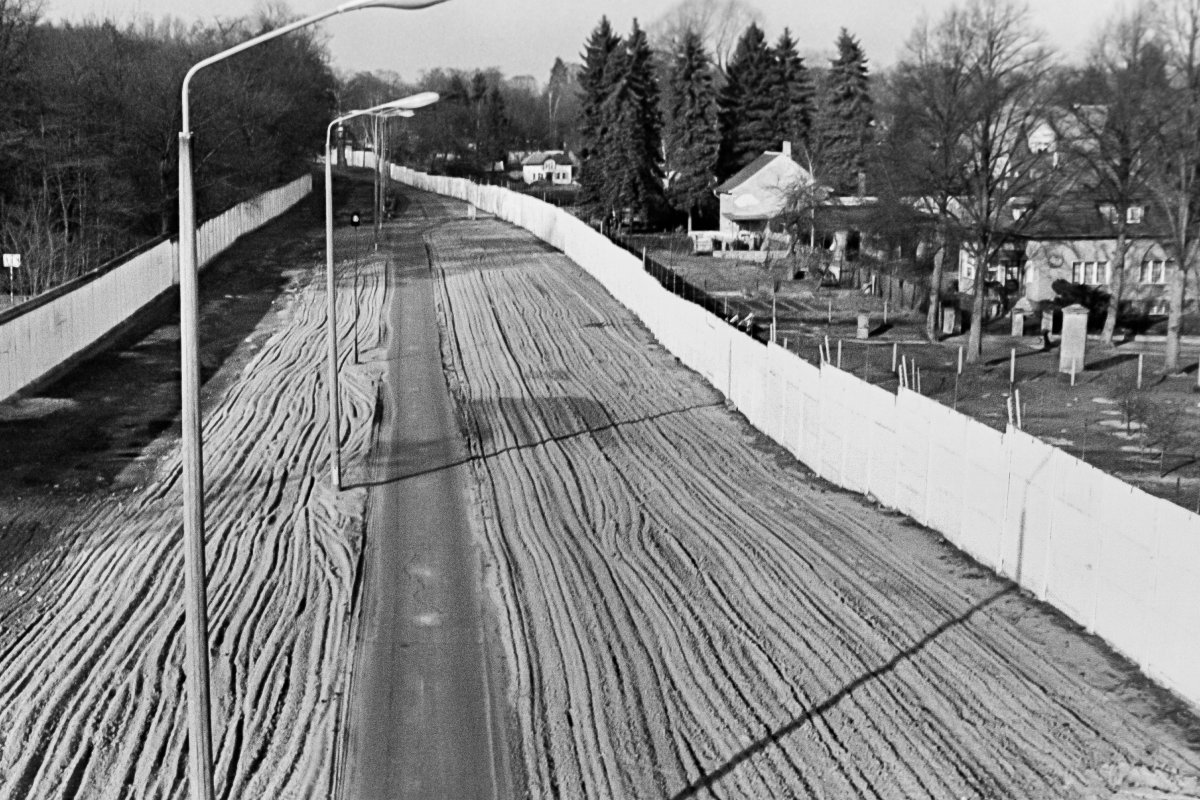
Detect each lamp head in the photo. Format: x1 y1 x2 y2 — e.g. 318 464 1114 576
388 92 439 111
336 0 450 12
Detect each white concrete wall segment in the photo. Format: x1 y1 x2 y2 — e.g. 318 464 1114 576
393 165 1200 711
956 419 1007 570
893 389 934 526
859 379 899 510
925 399 969 544
1002 430 1059 596
1045 453 1104 625
728 333 767 426
817 366 850 489
1149 502 1200 701
1092 478 1157 664
1 176 310 401
797 359 823 471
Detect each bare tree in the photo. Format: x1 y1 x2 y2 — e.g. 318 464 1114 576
890 0 1060 361
647 0 763 74
888 12 978 342
1054 4 1165 347
1146 0 1200 372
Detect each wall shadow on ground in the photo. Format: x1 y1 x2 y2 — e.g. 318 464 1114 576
668 587 1016 800
344 396 724 490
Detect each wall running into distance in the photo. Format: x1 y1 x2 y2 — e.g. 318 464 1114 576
391 162 1200 711
0 175 312 401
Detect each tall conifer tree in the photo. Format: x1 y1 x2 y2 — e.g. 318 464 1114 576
817 28 873 193
601 20 664 225
664 29 720 223
716 23 776 178
578 17 622 217
771 29 814 156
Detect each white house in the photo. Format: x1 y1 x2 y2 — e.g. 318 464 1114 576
715 142 815 244
521 151 576 185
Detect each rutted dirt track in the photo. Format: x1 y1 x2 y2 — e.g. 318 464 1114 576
413 188 1200 800
0 186 386 797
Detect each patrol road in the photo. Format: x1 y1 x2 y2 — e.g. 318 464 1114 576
340 215 509 800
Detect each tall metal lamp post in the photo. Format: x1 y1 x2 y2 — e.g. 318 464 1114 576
323 92 437 490
175 4 447 800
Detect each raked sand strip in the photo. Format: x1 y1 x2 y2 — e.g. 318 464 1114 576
0 224 387 798
412 188 1200 800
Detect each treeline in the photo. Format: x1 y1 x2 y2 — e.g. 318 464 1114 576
575 13 872 228
570 0 1200 368
335 60 583 176
0 2 335 297
880 0 1200 366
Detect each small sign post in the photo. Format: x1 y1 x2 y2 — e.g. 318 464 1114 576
3 254 19 304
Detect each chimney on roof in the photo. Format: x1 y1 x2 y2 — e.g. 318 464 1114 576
782 141 792 157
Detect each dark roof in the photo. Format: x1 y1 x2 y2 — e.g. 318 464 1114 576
715 153 780 194
521 150 575 167
1019 196 1167 240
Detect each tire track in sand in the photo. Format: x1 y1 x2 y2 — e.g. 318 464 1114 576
0 215 387 798
414 188 1200 800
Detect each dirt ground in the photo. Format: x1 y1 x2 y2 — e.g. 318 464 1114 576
3 173 1200 799
641 244 1200 510
0 172 386 797
420 189 1200 799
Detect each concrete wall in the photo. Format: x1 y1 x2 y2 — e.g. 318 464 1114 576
394 164 1200 712
1 175 312 401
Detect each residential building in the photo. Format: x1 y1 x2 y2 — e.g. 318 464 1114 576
714 141 816 245
1017 197 1189 315
521 151 577 185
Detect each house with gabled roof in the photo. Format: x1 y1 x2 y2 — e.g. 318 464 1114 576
521 151 577 185
715 142 816 245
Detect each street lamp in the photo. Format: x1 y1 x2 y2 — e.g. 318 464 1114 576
323 92 437 492
175 4 447 800
372 103 428 245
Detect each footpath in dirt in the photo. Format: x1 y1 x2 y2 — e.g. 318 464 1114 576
0 174 385 797
405 186 1200 800
340 205 509 799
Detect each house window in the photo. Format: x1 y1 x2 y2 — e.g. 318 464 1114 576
1127 205 1145 224
1099 204 1118 223
1071 261 1110 285
1139 259 1169 284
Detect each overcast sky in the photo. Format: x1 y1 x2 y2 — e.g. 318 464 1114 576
45 0 1127 84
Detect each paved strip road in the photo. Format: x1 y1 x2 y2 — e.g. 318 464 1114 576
341 220 508 799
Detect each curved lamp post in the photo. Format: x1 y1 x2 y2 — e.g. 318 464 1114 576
324 92 437 492
175 4 447 800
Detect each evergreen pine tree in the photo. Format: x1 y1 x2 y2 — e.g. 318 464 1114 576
479 84 509 167
817 28 873 193
771 29 814 157
601 20 664 226
716 23 777 179
578 17 622 218
664 29 720 223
